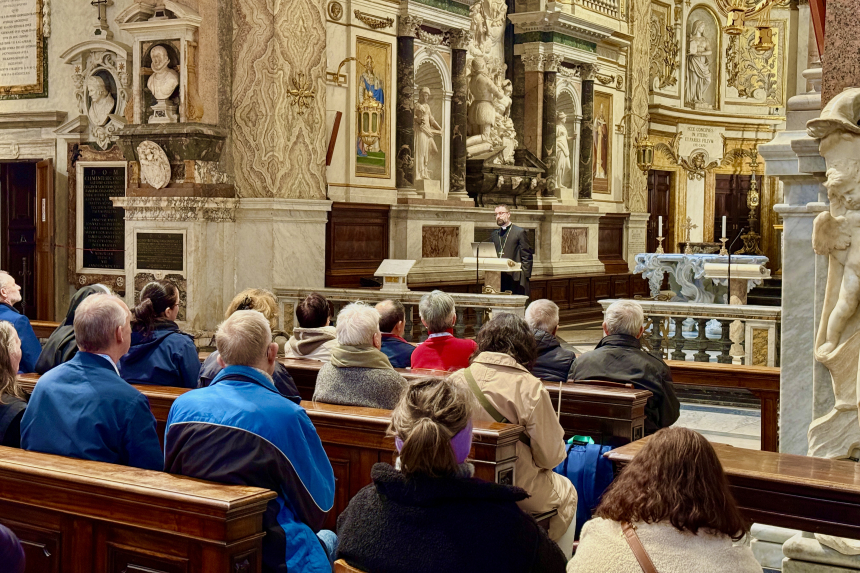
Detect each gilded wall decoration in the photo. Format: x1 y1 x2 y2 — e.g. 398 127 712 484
725 21 784 106
354 10 393 30
623 0 650 212
232 0 327 199
355 37 391 178
592 91 612 194
649 10 680 90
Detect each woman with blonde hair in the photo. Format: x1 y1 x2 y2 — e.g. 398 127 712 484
336 375 566 573
0 321 28 447
198 288 299 401
568 427 760 573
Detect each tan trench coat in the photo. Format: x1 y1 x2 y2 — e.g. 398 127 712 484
451 352 577 540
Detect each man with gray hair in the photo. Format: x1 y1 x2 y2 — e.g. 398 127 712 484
411 290 477 371
571 299 679 434
165 310 337 572
314 302 406 409
525 299 576 382
0 270 41 373
21 293 162 470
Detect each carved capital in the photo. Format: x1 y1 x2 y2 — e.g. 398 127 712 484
398 15 423 37
543 54 563 73
577 63 598 80
447 29 471 50
522 54 544 73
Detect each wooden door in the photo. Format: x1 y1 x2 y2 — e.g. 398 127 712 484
0 162 38 319
647 170 672 253
36 159 54 320
714 174 752 252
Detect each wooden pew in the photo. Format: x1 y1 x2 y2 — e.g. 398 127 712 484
29 320 59 339
0 445 274 573
668 360 779 452
606 437 860 539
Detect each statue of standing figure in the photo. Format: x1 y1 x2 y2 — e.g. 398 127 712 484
686 20 712 106
468 57 505 140
414 87 443 181
556 112 572 188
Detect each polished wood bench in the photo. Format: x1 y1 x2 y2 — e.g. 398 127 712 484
668 361 780 452
606 437 860 538
0 445 273 573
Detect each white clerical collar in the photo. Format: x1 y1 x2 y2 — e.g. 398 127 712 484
501 223 511 230
96 353 121 376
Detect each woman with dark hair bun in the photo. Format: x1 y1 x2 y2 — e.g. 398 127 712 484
336 376 567 573
568 427 760 573
119 280 200 388
450 312 578 558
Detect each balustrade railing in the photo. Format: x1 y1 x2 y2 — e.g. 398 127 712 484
599 299 781 367
577 0 620 18
275 287 528 344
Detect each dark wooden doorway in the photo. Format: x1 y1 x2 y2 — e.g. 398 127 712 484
647 170 672 253
0 160 54 320
714 174 753 253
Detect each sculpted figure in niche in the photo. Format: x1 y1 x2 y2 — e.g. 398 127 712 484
147 46 179 101
414 87 443 181
87 75 115 127
137 140 171 190
468 57 504 140
556 112 572 188
686 20 712 106
593 104 608 179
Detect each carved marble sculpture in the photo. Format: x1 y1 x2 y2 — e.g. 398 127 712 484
556 111 572 188
138 140 171 190
594 104 608 179
808 88 860 464
147 45 180 123
686 20 712 107
86 75 115 127
414 87 442 181
468 57 504 140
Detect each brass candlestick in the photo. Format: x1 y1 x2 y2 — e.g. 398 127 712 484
719 237 728 256
655 236 665 254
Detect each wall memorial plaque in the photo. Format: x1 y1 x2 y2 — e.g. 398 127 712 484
136 232 184 272
82 166 126 270
0 0 47 99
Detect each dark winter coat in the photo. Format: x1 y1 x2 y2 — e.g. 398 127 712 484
198 350 300 403
35 285 107 374
570 334 680 435
490 224 533 296
379 333 415 369
337 462 567 573
119 321 200 388
0 393 26 447
529 330 576 383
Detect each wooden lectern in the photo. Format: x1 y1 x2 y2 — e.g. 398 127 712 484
463 247 522 293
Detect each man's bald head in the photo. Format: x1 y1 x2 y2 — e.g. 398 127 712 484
376 299 406 337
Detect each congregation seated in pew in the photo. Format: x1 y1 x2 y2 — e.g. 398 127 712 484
336 375 567 573
571 299 680 435
411 290 477 371
284 292 338 362
450 313 578 558
199 288 300 400
21 293 162 470
526 299 577 383
35 284 111 374
314 302 406 410
120 280 200 388
568 427 761 573
0 271 41 373
165 309 337 572
0 321 28 447
375 299 415 368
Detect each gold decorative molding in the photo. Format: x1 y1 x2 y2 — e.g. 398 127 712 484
286 73 316 115
653 132 719 180
353 10 393 30
649 19 680 89
725 21 785 106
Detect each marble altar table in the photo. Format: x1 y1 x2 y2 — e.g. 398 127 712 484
634 253 769 303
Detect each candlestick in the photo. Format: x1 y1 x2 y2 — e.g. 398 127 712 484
658 215 663 236
719 237 728 256
655 236 664 254
722 216 726 239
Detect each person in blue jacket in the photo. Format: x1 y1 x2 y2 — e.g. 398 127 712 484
374 299 415 368
165 310 336 573
120 280 200 388
21 293 163 471
0 271 41 373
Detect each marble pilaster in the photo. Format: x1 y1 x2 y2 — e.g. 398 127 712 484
512 56 525 150
449 30 470 199
522 54 544 159
578 64 596 200
542 57 559 194
396 16 422 194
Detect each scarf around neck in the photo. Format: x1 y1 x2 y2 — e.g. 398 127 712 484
330 344 393 369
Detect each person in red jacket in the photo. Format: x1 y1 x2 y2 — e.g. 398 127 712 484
411 290 477 371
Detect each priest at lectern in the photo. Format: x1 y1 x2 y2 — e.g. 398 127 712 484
490 205 533 296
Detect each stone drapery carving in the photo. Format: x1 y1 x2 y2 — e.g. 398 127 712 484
686 20 713 107
649 17 680 89
808 88 860 462
137 141 171 189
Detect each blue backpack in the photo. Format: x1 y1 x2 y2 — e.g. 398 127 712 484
553 437 615 538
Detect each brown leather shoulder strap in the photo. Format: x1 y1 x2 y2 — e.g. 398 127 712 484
622 522 659 573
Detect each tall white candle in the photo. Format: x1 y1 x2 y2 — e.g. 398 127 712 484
658 216 663 236
722 216 727 239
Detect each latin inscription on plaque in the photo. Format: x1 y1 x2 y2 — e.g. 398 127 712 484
82 166 126 270
0 0 40 90
136 233 184 272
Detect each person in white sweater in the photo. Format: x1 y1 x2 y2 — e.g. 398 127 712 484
568 427 762 573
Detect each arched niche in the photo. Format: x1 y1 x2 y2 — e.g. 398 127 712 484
556 85 581 192
685 4 720 110
414 49 452 197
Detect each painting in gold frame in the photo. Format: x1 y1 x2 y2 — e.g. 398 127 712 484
355 37 391 178
592 91 612 193
0 0 47 99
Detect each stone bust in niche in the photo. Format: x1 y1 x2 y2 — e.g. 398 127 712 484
86 75 115 127
147 45 179 101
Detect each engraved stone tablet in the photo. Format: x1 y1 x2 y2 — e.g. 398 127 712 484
82 166 126 270
136 232 184 272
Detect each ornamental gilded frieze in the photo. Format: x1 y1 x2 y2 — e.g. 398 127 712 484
649 13 679 90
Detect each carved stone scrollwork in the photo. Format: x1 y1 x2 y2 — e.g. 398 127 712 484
447 29 472 51
355 10 394 30
649 21 680 89
398 15 423 37
595 72 614 85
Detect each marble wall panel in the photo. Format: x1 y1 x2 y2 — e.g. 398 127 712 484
562 228 588 254
422 225 460 258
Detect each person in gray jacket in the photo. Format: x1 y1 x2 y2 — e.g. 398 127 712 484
314 302 406 410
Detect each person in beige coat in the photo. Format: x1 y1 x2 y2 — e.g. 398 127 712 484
450 313 577 558
568 427 762 573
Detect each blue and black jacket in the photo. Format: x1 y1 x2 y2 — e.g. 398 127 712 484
164 366 335 573
119 320 200 388
0 303 41 373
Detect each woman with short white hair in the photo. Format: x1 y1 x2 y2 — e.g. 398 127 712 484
313 302 407 409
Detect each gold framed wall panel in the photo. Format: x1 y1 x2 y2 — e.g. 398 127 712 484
355 36 392 179
0 0 47 99
592 91 612 194
724 19 787 107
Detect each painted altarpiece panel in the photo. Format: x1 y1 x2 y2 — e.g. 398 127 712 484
355 37 391 178
592 91 612 194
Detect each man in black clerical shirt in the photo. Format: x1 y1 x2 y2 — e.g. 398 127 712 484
489 205 533 296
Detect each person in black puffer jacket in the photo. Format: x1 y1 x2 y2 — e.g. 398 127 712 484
336 376 567 573
525 299 576 383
